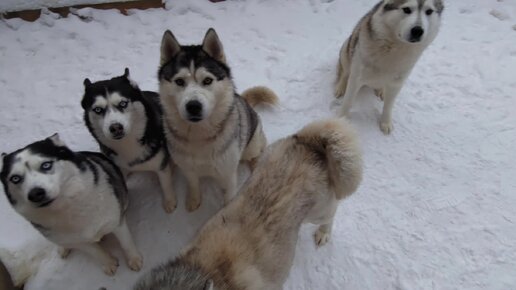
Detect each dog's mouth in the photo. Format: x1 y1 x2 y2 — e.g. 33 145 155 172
111 133 125 140
37 198 55 208
187 117 203 123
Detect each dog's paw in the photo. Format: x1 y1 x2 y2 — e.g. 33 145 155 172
374 89 384 101
103 257 119 276
58 247 71 259
334 88 345 98
314 228 331 247
127 254 143 272
162 198 177 214
379 121 393 135
186 195 201 212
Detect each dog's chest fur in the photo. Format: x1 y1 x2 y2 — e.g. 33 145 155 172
165 97 249 176
20 171 122 246
356 37 427 88
105 136 165 172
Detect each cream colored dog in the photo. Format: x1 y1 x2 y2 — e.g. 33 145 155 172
336 0 443 134
134 118 363 290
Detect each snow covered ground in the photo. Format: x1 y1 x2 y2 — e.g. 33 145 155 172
1 0 516 289
0 0 141 13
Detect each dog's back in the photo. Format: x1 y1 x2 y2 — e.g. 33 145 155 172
134 118 362 290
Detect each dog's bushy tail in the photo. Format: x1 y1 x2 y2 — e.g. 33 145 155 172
295 118 363 200
241 86 279 107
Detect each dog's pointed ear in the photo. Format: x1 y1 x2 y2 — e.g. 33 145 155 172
84 78 92 87
122 67 139 89
202 28 226 64
203 279 214 290
1 152 6 168
47 133 66 147
161 30 181 66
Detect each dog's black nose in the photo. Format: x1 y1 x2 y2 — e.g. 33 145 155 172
186 100 203 117
410 26 424 40
28 187 46 203
109 123 124 137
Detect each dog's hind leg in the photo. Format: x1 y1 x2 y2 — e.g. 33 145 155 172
242 124 267 172
340 71 361 116
335 41 351 98
313 199 338 247
335 65 349 98
58 247 71 259
76 243 119 276
379 85 402 135
215 169 238 205
112 218 143 272
156 163 177 213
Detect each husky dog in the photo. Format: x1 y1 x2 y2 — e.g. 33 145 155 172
134 118 363 290
158 28 278 211
335 0 444 134
82 69 177 213
0 135 142 276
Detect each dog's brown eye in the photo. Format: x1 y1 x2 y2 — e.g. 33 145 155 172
403 7 412 14
203 77 213 86
426 9 434 15
175 78 185 87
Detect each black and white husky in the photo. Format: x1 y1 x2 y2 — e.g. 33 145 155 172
82 69 177 213
158 28 278 211
0 134 142 276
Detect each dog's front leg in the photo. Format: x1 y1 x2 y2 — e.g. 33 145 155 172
112 218 143 272
76 243 119 276
156 163 177 214
215 170 238 205
184 170 201 212
379 85 402 135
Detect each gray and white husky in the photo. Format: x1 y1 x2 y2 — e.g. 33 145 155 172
82 69 177 213
335 0 444 134
0 134 142 276
134 118 363 290
158 28 278 211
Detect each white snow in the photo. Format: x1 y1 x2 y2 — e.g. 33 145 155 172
0 0 140 13
1 0 516 289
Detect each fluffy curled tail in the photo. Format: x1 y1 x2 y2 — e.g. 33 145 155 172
241 86 279 107
295 118 363 200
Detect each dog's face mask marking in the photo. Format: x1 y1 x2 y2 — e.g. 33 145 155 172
82 69 145 141
89 93 135 140
383 0 443 44
158 28 233 123
0 134 77 210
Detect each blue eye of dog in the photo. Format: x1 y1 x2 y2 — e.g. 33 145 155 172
403 7 412 14
175 78 185 87
203 77 213 86
10 175 22 184
41 161 53 171
93 107 104 114
119 101 128 108
426 9 434 15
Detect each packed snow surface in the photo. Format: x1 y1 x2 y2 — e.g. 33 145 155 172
1 0 515 289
